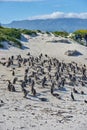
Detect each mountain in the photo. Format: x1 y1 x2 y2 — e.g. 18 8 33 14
2 18 87 32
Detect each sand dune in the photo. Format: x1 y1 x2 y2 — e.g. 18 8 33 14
0 33 87 130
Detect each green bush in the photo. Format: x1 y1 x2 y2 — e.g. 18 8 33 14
6 36 22 48
46 31 51 35
53 31 69 37
0 27 22 48
0 43 4 48
71 30 87 46
37 30 42 33
21 29 37 36
73 30 87 37
0 27 21 39
0 36 6 42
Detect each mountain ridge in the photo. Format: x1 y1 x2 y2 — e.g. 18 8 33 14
2 18 87 32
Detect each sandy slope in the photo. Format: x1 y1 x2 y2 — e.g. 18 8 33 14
0 33 87 130
1 33 87 64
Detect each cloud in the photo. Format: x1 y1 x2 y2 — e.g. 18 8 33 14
0 0 43 2
29 12 87 20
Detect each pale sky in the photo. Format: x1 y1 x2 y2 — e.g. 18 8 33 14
0 0 87 23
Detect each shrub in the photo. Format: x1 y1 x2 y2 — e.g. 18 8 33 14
0 36 6 42
0 43 4 48
0 28 21 39
46 31 51 35
73 30 87 37
37 30 42 33
21 29 37 36
0 27 22 48
53 31 69 37
6 36 22 48
71 30 87 46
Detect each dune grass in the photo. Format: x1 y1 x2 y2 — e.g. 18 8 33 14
21 29 37 36
0 26 22 48
0 26 87 48
71 30 87 46
0 27 39 48
0 43 4 48
73 30 87 37
52 31 69 37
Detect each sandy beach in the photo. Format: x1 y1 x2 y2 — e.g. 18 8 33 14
0 33 87 130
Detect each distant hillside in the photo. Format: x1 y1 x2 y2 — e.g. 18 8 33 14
2 18 87 32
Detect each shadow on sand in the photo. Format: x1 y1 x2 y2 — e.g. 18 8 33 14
21 45 29 50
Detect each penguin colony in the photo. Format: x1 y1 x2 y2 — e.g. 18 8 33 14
0 52 87 103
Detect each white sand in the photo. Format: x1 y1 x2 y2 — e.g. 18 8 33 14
0 33 87 130
1 33 87 64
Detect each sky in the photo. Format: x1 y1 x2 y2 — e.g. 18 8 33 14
0 0 87 24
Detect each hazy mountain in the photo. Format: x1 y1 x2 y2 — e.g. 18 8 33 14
2 18 87 32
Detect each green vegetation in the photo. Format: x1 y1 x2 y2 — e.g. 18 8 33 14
6 36 22 48
21 29 37 36
0 43 4 48
0 26 22 48
1 26 87 49
70 30 87 46
0 26 40 48
37 30 42 33
0 27 21 39
52 31 69 37
73 30 87 37
0 35 6 42
46 31 51 35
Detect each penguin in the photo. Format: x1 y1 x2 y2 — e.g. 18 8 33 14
71 92 75 101
11 85 16 92
51 82 55 95
12 70 15 76
32 88 36 96
13 77 17 84
22 88 28 98
84 100 87 103
73 88 79 94
81 91 84 95
7 80 12 91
